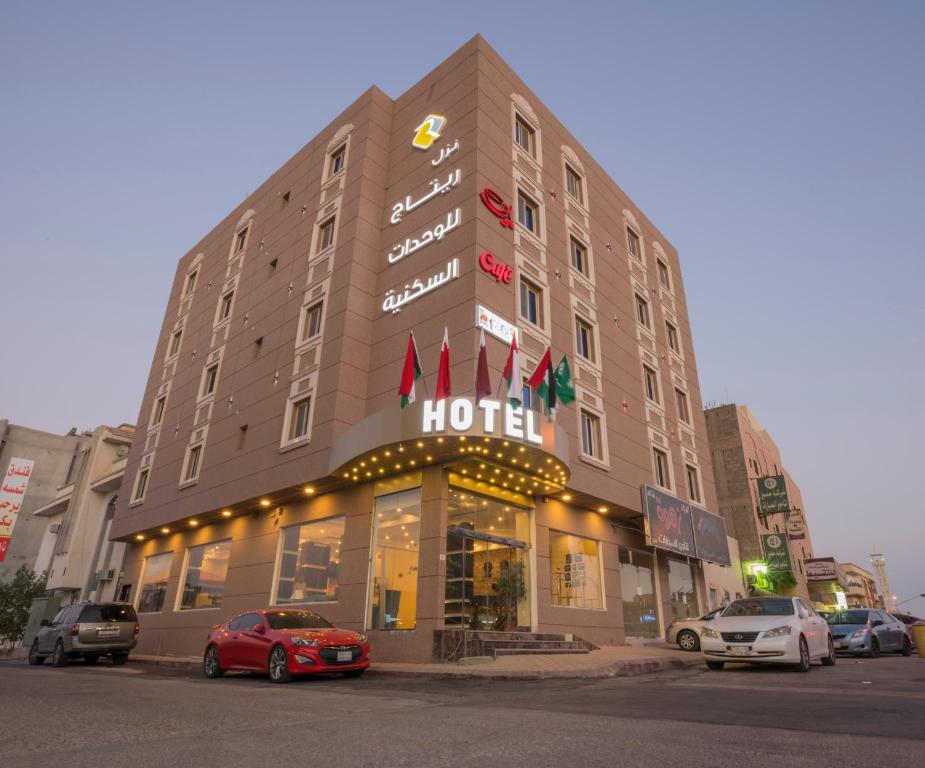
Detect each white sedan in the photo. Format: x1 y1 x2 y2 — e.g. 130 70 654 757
700 596 835 672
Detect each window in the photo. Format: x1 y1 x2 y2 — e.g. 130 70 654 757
580 409 601 459
575 316 594 362
288 395 312 442
280 191 290 209
627 228 641 260
274 517 345 604
132 468 149 502
666 322 680 353
569 237 589 276
219 291 234 322
519 278 543 327
235 228 248 254
643 366 659 403
667 557 699 620
565 165 583 204
136 552 172 613
151 396 166 427
522 376 533 410
686 465 701 503
179 540 232 610
329 145 346 176
301 301 323 341
549 532 602 609
184 270 197 297
619 548 659 637
202 364 218 397
657 259 671 290
318 217 336 251
675 388 690 424
368 488 421 630
653 448 670 489
168 330 182 357
635 294 650 328
514 115 535 156
517 191 539 235
184 444 202 482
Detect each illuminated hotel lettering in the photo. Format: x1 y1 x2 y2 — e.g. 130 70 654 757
382 258 460 314
390 169 462 224
387 208 462 264
421 398 542 445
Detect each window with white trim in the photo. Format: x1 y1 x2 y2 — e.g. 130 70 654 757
666 321 681 354
575 316 595 362
519 277 543 328
686 464 702 503
218 290 234 322
653 448 670 489
301 301 323 343
183 444 202 482
627 228 641 260
569 236 589 276
202 364 218 398
318 217 336 251
643 366 660 404
132 468 149 502
635 294 651 328
235 227 248 254
514 114 536 156
580 409 602 459
168 329 182 357
329 145 346 177
151 396 166 428
657 259 671 290
675 388 690 424
288 395 313 442
565 165 583 204
517 191 540 235
183 270 198 297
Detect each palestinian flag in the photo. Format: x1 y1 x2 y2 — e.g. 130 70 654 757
435 327 452 400
398 332 423 408
527 347 557 416
475 329 491 404
553 355 576 409
501 334 522 407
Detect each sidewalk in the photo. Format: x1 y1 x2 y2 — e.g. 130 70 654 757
128 643 702 680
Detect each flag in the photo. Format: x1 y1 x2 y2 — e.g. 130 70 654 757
398 332 423 408
475 329 491 404
527 347 557 416
436 327 451 400
553 355 576 409
501 334 522 407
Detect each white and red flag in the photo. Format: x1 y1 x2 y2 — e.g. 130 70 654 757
436 327 452 400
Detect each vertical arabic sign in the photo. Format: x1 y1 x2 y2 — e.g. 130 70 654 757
0 458 35 561
756 475 790 514
642 486 696 557
691 506 732 566
761 533 792 572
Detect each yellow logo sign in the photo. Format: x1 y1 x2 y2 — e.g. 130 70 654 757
412 114 447 150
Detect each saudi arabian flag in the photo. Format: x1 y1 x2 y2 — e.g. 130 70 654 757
553 355 576 410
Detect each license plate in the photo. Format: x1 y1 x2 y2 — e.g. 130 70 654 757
96 628 119 637
337 650 352 662
730 645 750 656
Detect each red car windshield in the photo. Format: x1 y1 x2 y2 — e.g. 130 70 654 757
264 610 333 630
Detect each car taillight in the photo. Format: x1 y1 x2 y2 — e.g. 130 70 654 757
71 624 79 636
134 624 140 636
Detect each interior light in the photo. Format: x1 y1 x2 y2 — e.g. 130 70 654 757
221 510 233 518
598 506 608 513
189 519 198 527
260 499 271 507
561 494 573 502
161 527 170 534
135 534 145 541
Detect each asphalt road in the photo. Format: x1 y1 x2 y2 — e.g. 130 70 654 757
2 653 924 767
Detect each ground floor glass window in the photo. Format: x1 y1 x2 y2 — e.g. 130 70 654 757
667 557 699 620
368 488 421 630
274 517 344 604
619 548 660 638
549 531 602 609
179 540 231 610
137 552 172 613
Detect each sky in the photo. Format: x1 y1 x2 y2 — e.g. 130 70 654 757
1 1 923 608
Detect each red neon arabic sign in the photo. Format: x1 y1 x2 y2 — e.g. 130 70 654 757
479 251 513 284
480 188 514 230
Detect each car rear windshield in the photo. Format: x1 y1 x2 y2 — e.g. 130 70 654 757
78 604 138 623
722 598 794 617
824 610 870 625
265 610 332 630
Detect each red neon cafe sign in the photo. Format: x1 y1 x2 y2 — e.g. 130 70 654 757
480 188 514 229
479 251 513 284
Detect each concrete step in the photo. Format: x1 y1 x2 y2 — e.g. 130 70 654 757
493 647 591 658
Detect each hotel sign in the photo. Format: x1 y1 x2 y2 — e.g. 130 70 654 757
761 533 792 573
642 486 696 558
0 458 35 562
422 398 542 445
756 475 790 515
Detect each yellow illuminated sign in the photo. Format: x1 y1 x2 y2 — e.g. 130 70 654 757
412 114 447 150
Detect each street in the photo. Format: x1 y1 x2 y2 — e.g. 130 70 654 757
2 655 923 767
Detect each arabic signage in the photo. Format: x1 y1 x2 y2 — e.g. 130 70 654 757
478 251 513 283
476 305 519 345
382 258 460 315
804 558 838 582
0 458 35 562
761 533 792 572
786 508 806 540
389 170 462 226
422 397 543 445
412 114 446 150
642 486 696 558
691 506 732 566
756 474 790 515
387 208 462 264
480 188 514 229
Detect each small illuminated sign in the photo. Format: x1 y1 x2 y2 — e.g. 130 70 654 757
421 398 542 445
476 304 518 344
478 251 513 283
412 114 447 150
480 188 514 229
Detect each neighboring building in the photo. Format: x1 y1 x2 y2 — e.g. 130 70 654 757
33 424 134 605
841 562 882 609
0 421 85 582
869 553 896 612
704 404 814 599
111 36 731 662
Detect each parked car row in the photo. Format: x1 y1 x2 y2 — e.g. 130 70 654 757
27 600 370 684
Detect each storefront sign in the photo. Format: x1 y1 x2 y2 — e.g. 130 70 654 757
387 208 462 264
390 169 462 225
691 506 732 566
478 251 513 283
756 475 790 515
382 258 460 314
412 114 446 150
422 397 542 445
642 486 696 558
0 458 35 562
804 558 838 582
480 188 514 229
476 305 518 344
761 533 792 572
786 508 806 540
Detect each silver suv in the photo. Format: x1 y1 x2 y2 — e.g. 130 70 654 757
28 602 139 667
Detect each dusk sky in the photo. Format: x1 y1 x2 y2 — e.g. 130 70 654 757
2 2 922 607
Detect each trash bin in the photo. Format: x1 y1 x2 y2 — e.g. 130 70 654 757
911 625 925 658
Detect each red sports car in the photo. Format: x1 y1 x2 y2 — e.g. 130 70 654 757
203 609 370 683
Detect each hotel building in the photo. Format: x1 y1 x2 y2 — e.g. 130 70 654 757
111 36 729 661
